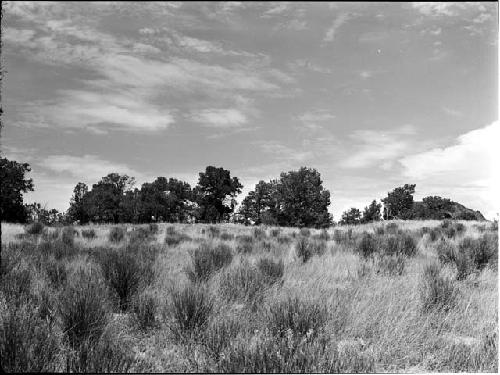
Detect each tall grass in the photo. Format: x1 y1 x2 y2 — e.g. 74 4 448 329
185 242 233 282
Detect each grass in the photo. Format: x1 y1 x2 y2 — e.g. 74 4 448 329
0 219 497 373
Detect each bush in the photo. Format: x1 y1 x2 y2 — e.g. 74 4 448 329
461 235 497 270
185 243 233 282
169 283 213 340
1 265 32 303
207 226 220 238
376 226 385 235
420 262 456 312
41 228 60 241
270 228 281 238
309 239 327 256
62 226 76 246
253 227 266 240
108 227 125 243
295 236 313 263
257 257 284 284
376 254 405 276
444 226 456 239
165 232 191 246
97 248 142 311
277 234 292 245
220 232 235 241
441 219 453 229
236 235 254 254
166 226 177 235
299 228 311 237
148 223 159 234
202 317 241 362
38 239 77 260
428 227 441 242
58 267 110 348
357 232 378 258
219 261 266 304
436 239 457 264
44 257 68 288
385 222 398 234
333 229 353 245
399 234 417 256
132 290 158 330
129 227 153 244
81 229 97 240
454 222 466 234
0 300 60 372
267 296 328 340
25 222 44 235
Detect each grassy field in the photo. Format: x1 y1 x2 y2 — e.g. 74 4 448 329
1 220 498 373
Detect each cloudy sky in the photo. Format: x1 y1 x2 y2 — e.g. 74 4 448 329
1 2 498 220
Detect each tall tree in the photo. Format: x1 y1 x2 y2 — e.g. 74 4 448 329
382 184 416 220
194 166 242 223
340 207 361 225
237 180 276 225
67 182 89 223
361 200 382 223
276 167 332 228
0 157 34 223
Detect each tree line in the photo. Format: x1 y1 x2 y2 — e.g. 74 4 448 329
0 156 483 227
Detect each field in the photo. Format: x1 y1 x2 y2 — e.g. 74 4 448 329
1 220 498 373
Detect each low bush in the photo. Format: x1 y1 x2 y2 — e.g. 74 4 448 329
257 257 284 284
253 227 266 240
219 261 266 304
58 267 110 348
108 227 125 243
132 290 158 330
236 235 254 254
385 222 399 234
333 229 353 245
25 222 44 236
202 317 241 362
185 242 233 282
277 234 292 245
169 283 213 341
165 232 191 246
420 262 456 312
309 238 328 256
428 227 442 242
81 229 96 240
356 232 378 259
295 236 313 263
0 300 60 372
166 226 177 236
436 239 457 264
220 232 235 241
454 222 466 234
41 228 60 241
267 296 328 340
441 219 453 229
62 226 76 246
148 223 159 234
270 228 281 238
207 226 220 238
44 257 68 288
444 226 456 239
97 248 142 311
38 239 77 260
129 227 153 244
376 254 405 276
300 228 311 237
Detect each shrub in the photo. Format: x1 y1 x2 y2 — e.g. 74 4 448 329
148 223 159 234
129 227 153 244
185 243 233 282
385 222 398 234
62 226 76 246
1 265 32 303
219 261 266 304
165 232 191 246
376 254 405 276
44 257 67 288
132 290 158 330
399 234 417 256
309 239 327 256
420 226 431 236
357 232 378 259
220 232 235 241
202 317 241 362
454 222 466 234
333 229 353 245
319 229 330 241
169 283 213 340
58 267 110 348
0 300 60 372
376 226 385 235
270 228 281 238
236 235 254 254
277 234 292 245
258 240 273 252
108 227 125 243
441 219 453 229
295 236 313 263
81 229 97 240
299 228 311 237
41 228 60 241
454 250 474 281
97 248 142 311
267 296 328 340
257 257 284 284
25 222 44 236
436 239 457 264
38 239 77 260
444 226 456 239
420 262 456 312
253 227 266 240
166 226 177 235
429 227 442 242
207 226 220 238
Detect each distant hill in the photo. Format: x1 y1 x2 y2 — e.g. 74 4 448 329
412 200 485 221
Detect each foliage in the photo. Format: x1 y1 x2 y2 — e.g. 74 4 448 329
357 232 378 258
25 221 44 235
108 226 125 243
0 157 34 223
382 184 416 220
361 200 382 223
132 290 158 330
185 242 233 282
81 228 97 240
219 261 267 303
420 262 456 311
296 236 313 263
257 257 284 284
340 207 361 225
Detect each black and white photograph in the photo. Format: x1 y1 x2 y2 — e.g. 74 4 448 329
0 1 498 373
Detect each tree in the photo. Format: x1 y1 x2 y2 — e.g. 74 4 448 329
361 200 382 223
340 207 361 225
67 182 89 223
0 157 34 223
382 184 416 220
237 180 276 225
194 166 242 223
276 167 332 228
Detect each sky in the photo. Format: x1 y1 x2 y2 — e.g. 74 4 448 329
1 2 498 220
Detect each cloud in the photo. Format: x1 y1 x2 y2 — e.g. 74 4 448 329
411 2 467 17
257 141 313 162
323 12 353 43
442 107 463 117
41 155 144 183
400 122 499 219
191 109 247 128
2 28 36 43
340 125 417 169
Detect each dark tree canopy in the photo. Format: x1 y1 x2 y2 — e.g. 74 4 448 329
67 182 89 223
194 166 243 223
0 157 34 223
382 184 416 220
340 207 362 225
361 200 382 223
238 167 332 228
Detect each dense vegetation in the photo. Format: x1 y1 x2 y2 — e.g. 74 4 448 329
0 156 487 228
1 220 497 372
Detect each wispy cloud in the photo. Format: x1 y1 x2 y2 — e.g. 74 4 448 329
323 12 354 43
191 109 247 128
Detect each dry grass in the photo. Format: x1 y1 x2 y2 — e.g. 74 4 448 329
0 220 497 373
